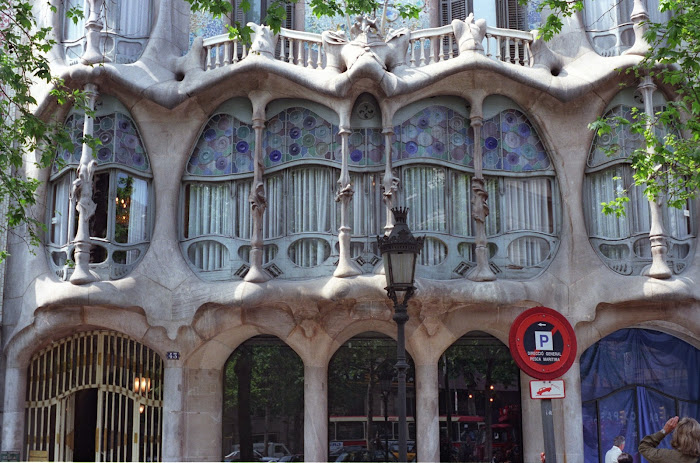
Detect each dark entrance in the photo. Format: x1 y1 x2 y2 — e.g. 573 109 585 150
73 388 98 461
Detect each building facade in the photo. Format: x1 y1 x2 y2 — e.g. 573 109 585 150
0 0 698 461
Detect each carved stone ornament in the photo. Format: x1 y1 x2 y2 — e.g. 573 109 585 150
322 15 410 74
249 181 267 211
452 13 487 53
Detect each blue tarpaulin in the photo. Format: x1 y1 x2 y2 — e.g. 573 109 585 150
580 329 700 463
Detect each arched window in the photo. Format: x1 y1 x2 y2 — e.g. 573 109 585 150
47 96 152 281
584 0 670 56
580 328 700 463
392 96 560 280
181 99 340 280
584 89 696 275
62 0 153 64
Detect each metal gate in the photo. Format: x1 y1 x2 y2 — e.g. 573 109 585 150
25 330 163 461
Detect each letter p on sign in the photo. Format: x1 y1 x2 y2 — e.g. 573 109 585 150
535 331 553 350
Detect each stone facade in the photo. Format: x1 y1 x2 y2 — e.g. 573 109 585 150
1 0 698 462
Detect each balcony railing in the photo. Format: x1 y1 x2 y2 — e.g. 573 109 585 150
201 23 534 72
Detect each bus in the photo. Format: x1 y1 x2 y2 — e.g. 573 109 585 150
328 415 484 455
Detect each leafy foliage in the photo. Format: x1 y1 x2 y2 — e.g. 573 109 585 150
0 0 88 259
534 0 699 214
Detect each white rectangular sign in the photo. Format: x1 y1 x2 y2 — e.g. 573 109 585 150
530 380 566 399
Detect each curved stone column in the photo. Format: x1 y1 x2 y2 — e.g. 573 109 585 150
1 367 27 458
304 364 328 462
415 362 440 463
162 365 185 461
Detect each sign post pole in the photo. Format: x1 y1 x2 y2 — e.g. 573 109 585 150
509 307 577 463
541 399 556 463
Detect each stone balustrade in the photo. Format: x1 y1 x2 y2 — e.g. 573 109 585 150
201 21 535 71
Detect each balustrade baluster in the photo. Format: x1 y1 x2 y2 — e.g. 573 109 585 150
224 41 231 66
287 39 295 63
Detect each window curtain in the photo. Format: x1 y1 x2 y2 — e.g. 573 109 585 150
586 167 629 239
403 166 447 232
350 172 383 237
451 171 472 237
289 167 333 234
51 174 73 246
185 182 232 271
236 180 252 240
264 174 284 239
584 0 619 30
125 175 148 264
503 177 552 266
63 0 86 41
117 0 151 37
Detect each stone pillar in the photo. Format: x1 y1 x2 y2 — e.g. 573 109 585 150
304 365 328 462
381 127 399 236
70 84 99 285
245 116 270 282
638 76 672 279
1 367 27 458
162 365 185 461
81 0 108 64
415 363 440 463
334 127 361 277
183 368 223 461
624 0 651 56
468 112 496 281
558 361 584 463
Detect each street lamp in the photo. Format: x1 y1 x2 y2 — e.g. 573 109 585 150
380 370 393 462
377 207 424 463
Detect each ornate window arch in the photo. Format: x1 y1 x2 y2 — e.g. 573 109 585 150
47 95 153 281
391 95 560 280
181 99 342 280
62 0 153 64
584 89 696 275
583 0 670 56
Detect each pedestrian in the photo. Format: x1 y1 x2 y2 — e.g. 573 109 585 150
617 453 633 463
604 436 625 463
638 416 700 463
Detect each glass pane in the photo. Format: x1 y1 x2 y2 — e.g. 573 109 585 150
91 172 110 239
288 238 330 267
187 240 230 271
115 172 149 244
51 174 72 245
289 167 334 234
403 166 447 232
184 182 233 239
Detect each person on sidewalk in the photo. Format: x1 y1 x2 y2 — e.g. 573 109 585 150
604 436 625 463
638 416 700 463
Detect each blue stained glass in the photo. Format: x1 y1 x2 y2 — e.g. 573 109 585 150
269 150 282 162
236 141 249 153
350 150 363 162
406 141 418 155
485 137 498 150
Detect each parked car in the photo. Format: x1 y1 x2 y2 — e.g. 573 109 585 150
224 450 265 462
334 449 399 462
277 454 303 462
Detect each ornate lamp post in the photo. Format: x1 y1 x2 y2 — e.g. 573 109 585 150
380 370 393 462
377 207 423 463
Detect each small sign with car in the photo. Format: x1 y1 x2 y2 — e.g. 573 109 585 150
529 380 566 399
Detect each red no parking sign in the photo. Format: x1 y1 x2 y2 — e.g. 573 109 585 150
508 306 577 380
